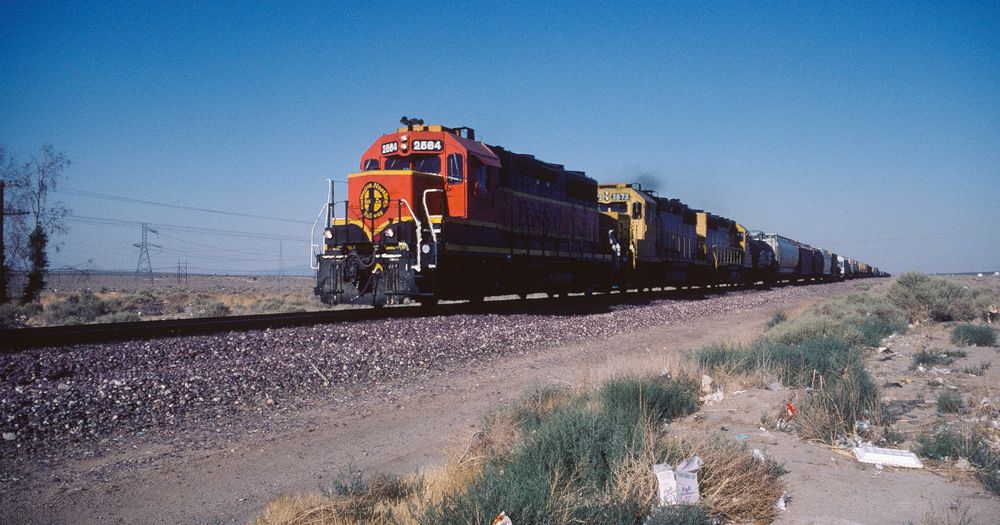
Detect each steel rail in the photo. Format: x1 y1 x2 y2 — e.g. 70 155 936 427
0 305 451 352
0 279 854 352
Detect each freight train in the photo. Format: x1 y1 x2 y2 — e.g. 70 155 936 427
313 122 886 306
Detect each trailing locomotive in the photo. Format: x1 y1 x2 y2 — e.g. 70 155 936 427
313 122 885 306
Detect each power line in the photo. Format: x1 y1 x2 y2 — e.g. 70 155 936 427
65 213 307 242
57 187 312 225
156 232 281 258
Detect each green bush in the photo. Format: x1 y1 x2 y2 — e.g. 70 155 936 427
765 311 787 330
0 302 36 328
188 297 231 318
423 376 699 525
911 349 958 368
41 291 112 325
644 505 713 525
323 468 417 522
118 289 163 316
796 364 881 442
94 311 142 324
916 427 982 460
960 362 991 376
951 324 997 347
600 376 699 423
767 293 906 347
699 337 861 389
249 297 286 314
41 290 164 325
936 391 963 413
916 426 1000 495
700 288 900 444
887 272 978 322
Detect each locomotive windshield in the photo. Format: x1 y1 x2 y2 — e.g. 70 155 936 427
384 155 441 174
598 202 628 213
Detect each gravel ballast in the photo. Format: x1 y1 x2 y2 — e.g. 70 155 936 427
1 283 855 461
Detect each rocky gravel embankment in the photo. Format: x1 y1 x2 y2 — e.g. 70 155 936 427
0 283 854 462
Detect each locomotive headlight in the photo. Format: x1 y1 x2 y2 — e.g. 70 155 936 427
421 244 431 254
384 227 395 238
323 228 333 239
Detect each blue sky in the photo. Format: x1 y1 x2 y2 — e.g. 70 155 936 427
2 1 998 274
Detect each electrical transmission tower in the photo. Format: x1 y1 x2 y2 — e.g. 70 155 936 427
176 259 189 285
278 241 285 278
133 223 160 282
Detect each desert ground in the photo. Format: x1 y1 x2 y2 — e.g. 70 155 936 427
2 276 999 524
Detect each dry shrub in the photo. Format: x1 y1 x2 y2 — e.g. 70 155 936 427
794 366 884 444
253 492 388 525
888 272 979 323
607 418 662 510
918 499 974 525
666 436 785 524
252 462 485 525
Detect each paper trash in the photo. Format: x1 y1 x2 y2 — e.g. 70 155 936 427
653 463 678 505
852 445 923 468
675 455 703 504
654 455 703 505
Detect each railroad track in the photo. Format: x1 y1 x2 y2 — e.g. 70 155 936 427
0 280 841 352
0 303 447 352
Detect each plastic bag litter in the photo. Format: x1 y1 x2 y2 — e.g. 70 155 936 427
700 375 714 394
700 389 724 403
775 492 791 511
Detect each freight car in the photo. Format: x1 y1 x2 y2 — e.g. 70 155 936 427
313 122 883 306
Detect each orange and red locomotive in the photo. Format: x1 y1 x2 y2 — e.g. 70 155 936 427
314 120 615 305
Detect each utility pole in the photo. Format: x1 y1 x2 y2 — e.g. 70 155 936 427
1 180 29 303
133 223 160 283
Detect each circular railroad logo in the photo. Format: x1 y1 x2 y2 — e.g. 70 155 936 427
359 181 390 220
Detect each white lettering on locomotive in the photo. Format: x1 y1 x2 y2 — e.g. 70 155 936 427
412 140 443 152
599 190 631 202
381 141 398 155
